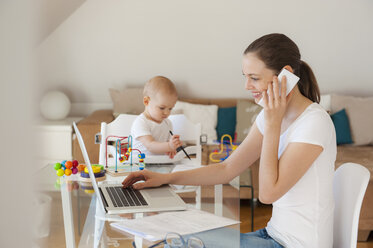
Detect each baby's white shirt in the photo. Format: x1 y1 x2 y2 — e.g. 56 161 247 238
131 113 172 155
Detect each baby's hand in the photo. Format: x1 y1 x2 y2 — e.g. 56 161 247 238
166 150 177 159
168 134 182 150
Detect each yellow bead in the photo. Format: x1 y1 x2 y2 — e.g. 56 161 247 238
65 168 72 176
56 169 65 177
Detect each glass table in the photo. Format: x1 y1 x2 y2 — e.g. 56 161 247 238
33 163 241 248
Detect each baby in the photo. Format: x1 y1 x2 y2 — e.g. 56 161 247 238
131 76 182 158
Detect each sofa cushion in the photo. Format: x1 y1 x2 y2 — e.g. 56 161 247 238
109 88 144 118
330 108 353 145
331 95 373 145
216 107 236 140
235 100 262 142
172 101 218 143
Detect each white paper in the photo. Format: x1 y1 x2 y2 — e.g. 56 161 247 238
110 208 240 241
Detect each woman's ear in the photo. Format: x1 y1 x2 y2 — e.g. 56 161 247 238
283 65 294 73
143 96 150 106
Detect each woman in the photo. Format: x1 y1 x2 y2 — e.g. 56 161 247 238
122 33 337 248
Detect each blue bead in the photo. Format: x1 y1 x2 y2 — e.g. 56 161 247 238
138 153 145 159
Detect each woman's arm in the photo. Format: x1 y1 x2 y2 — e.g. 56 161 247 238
259 130 323 204
122 122 263 189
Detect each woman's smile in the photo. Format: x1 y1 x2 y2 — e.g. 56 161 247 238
251 91 263 100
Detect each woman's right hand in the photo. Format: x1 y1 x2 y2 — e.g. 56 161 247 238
121 169 168 190
262 75 288 128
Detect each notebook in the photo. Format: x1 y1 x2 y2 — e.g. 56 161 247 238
73 122 187 214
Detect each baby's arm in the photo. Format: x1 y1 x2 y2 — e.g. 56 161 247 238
137 135 182 155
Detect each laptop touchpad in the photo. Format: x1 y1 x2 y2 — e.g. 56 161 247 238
146 189 173 198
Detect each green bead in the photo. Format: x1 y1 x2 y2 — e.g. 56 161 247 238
54 162 62 170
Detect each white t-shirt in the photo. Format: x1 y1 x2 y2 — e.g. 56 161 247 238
131 113 173 155
256 103 337 248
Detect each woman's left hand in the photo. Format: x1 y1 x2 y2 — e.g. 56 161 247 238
262 75 288 128
122 169 166 189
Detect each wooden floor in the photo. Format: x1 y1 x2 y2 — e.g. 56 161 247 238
240 199 373 248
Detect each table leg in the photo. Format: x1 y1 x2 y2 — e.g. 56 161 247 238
94 197 107 248
61 180 76 248
214 184 223 216
196 186 201 209
134 213 144 247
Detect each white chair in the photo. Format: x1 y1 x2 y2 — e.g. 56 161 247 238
98 114 138 167
333 162 370 248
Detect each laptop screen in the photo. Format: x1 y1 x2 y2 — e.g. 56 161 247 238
73 122 106 212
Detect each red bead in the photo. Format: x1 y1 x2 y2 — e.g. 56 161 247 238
72 160 79 167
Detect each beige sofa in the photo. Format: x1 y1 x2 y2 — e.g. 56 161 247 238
72 96 373 241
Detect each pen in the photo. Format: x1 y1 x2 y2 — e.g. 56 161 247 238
169 130 191 160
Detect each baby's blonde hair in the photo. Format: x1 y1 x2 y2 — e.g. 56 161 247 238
143 76 177 99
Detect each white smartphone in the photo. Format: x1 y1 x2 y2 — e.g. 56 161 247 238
258 68 300 107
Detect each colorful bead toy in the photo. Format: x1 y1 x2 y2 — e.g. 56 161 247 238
54 159 82 177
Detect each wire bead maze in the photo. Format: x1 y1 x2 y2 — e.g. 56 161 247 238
105 135 146 175
209 134 238 163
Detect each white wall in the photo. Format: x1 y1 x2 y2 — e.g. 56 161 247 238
37 0 373 116
1 1 36 246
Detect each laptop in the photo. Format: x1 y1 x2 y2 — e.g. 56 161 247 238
73 122 187 215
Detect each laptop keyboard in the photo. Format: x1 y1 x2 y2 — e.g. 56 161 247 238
106 186 148 207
